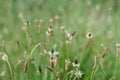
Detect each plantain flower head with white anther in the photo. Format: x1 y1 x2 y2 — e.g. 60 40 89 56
65 30 76 44
46 26 53 37
48 48 59 57
116 43 120 57
0 52 8 61
48 48 59 68
86 32 93 40
74 70 84 78
60 26 65 33
72 59 80 68
65 59 71 70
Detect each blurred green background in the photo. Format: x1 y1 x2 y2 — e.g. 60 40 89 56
0 0 120 40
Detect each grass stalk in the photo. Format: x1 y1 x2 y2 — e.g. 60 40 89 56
7 60 14 80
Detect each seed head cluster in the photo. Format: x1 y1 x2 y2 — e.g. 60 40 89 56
48 48 59 68
46 26 53 37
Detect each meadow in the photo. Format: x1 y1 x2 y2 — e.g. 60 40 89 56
0 0 120 80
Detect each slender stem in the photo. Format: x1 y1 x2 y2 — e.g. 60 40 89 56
52 36 54 46
73 75 78 80
50 37 52 48
90 70 94 80
25 31 29 50
7 60 13 80
51 73 53 80
98 62 105 80
29 43 41 58
63 71 72 80
44 70 47 80
91 50 105 79
67 43 71 59
113 58 118 79
50 36 54 48
54 68 57 80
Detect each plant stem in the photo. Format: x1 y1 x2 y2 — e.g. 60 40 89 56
25 31 29 50
7 60 13 80
113 57 119 79
90 70 94 80
29 43 41 58
67 43 71 59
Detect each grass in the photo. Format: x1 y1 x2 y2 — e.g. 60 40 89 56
0 0 120 80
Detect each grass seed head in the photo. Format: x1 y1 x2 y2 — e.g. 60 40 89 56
22 26 28 32
60 26 65 33
43 49 48 54
49 48 59 68
50 57 55 68
25 21 30 29
34 19 38 28
65 30 73 44
1 40 6 49
22 21 30 31
23 58 28 73
72 59 80 68
16 40 20 48
40 19 44 26
39 19 44 32
46 26 53 37
55 53 59 67
48 48 59 57
86 32 92 40
38 65 42 74
65 59 71 70
116 43 120 57
54 15 60 22
2 54 8 61
102 47 109 58
49 18 54 25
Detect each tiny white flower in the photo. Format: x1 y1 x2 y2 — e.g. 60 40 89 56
65 30 73 44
